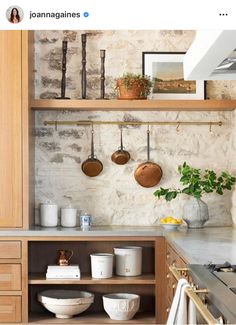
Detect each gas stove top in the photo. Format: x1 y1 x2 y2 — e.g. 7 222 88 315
206 262 236 294
189 263 236 323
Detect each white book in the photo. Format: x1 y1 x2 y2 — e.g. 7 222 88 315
46 273 81 279
47 265 80 273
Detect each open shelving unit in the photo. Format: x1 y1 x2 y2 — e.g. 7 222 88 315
27 237 165 324
30 99 236 111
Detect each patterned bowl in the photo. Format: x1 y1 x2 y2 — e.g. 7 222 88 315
103 293 140 320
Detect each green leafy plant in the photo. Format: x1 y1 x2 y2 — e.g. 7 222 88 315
116 73 153 97
154 162 236 201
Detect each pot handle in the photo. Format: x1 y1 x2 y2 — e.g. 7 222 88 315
91 125 95 159
147 125 150 161
120 125 124 151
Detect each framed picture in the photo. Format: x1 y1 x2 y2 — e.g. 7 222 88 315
142 52 206 99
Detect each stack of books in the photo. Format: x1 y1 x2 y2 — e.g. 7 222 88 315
46 265 81 279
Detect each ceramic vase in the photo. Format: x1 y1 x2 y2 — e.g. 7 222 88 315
183 197 209 228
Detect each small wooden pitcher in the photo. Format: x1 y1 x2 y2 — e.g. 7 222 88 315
58 250 73 266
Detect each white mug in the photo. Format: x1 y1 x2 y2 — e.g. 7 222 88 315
61 208 77 227
40 203 58 227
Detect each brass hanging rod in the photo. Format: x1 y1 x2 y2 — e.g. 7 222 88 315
44 120 223 127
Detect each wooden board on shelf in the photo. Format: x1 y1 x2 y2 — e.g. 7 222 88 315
30 99 236 111
28 273 155 285
29 312 156 324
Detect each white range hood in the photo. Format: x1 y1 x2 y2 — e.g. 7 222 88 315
184 30 236 80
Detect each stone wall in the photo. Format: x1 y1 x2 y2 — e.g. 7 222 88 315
34 30 236 226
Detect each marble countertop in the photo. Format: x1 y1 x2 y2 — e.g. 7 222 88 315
0 225 235 264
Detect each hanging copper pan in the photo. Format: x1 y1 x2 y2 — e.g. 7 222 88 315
81 127 103 177
134 127 162 188
111 126 130 165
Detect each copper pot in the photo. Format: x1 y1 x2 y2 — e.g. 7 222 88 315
81 128 103 177
134 128 162 188
111 126 130 165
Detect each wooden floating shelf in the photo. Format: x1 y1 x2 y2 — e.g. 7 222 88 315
29 312 156 324
28 273 155 285
30 99 236 111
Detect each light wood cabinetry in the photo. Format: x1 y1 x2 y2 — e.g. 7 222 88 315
165 241 188 321
0 240 23 323
0 296 21 323
0 31 22 227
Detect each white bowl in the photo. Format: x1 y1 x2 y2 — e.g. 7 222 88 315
161 223 181 230
103 293 140 320
38 290 94 319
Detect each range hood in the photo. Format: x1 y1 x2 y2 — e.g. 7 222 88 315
184 30 236 80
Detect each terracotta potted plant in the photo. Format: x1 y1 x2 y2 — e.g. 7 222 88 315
116 73 152 100
154 162 236 228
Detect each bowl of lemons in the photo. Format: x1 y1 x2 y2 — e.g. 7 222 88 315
159 216 183 230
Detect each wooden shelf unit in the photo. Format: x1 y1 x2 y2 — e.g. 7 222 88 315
30 99 236 111
29 312 156 324
27 237 166 324
28 273 155 285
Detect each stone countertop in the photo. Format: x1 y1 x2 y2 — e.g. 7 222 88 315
0 225 163 237
166 226 236 264
0 226 235 264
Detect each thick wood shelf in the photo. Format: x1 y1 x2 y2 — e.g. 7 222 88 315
30 99 236 111
29 312 156 324
28 273 155 285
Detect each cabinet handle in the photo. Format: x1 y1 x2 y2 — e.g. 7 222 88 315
166 253 170 259
172 260 176 267
166 308 170 313
166 273 170 279
172 284 176 289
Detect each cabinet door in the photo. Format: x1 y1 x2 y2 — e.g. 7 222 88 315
0 31 22 227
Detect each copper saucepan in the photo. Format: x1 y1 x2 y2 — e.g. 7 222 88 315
111 126 130 165
81 127 103 177
134 127 162 188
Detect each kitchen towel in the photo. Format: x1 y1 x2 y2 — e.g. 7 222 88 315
167 278 190 325
188 298 197 324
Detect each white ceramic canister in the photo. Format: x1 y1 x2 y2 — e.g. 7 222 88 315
90 253 114 279
114 246 142 276
40 203 58 227
61 207 77 227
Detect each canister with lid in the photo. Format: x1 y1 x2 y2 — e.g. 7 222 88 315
113 246 142 276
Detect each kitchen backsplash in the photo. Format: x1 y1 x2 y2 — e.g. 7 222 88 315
34 30 236 226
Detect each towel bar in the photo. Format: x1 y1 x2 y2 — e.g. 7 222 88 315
169 265 221 325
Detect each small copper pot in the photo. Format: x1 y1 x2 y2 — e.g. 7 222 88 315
134 128 162 188
111 126 130 165
81 128 103 177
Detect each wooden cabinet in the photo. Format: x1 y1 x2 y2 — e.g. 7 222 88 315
165 241 187 321
26 237 165 324
0 31 22 227
0 240 23 323
0 296 21 323
0 264 21 291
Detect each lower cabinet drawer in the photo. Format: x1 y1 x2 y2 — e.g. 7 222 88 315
0 296 21 323
0 264 21 290
0 241 21 259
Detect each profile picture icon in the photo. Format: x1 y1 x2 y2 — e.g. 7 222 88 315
6 6 24 24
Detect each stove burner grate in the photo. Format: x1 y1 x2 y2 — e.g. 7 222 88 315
205 261 236 273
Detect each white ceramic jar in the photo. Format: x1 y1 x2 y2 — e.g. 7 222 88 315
114 246 142 276
90 253 114 279
40 203 58 227
61 208 77 227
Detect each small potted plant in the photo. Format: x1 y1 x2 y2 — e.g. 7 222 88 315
154 162 236 228
116 73 152 100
